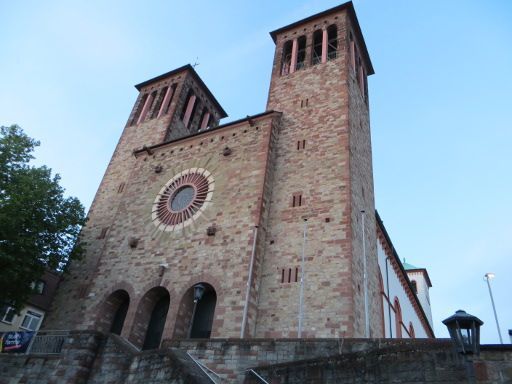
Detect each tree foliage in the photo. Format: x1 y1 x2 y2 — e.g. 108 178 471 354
0 125 86 309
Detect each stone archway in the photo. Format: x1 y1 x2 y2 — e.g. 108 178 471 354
173 283 216 339
130 286 170 349
96 289 130 335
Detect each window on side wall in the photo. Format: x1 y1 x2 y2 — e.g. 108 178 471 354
20 311 43 331
0 305 16 324
411 280 417 295
31 280 46 295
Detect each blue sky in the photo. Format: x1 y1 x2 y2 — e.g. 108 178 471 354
1 0 511 343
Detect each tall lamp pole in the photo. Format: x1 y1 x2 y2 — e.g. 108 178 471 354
484 273 503 344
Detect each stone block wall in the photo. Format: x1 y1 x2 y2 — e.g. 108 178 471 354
1 332 511 383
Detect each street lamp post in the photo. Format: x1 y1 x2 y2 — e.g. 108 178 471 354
484 273 503 344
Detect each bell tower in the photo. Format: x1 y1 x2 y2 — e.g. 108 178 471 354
256 2 382 337
46 65 226 329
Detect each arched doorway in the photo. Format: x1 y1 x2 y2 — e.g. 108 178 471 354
97 289 130 335
142 292 170 350
110 292 129 335
130 287 170 350
173 283 217 339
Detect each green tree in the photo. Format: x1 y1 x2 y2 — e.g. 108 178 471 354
0 125 86 310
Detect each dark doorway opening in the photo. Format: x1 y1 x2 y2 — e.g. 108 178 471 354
98 289 130 335
189 285 217 338
110 293 129 335
142 293 170 350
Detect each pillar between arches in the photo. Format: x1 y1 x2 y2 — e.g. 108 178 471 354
290 38 298 74
321 28 328 64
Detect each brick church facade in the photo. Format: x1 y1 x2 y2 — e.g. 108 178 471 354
45 1 433 349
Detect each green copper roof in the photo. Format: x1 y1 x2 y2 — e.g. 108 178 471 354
402 259 419 270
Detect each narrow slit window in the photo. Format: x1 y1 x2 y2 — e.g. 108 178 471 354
118 182 125 193
162 84 176 115
312 30 323 65
180 90 197 128
139 91 156 123
98 227 109 240
130 93 148 126
188 99 200 129
327 25 338 60
411 280 418 295
281 268 285 283
281 40 293 76
292 193 303 207
150 87 167 119
295 267 299 282
296 36 307 70
349 32 356 72
198 108 207 131
288 268 292 283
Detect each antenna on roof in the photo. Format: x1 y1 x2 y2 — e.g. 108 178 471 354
192 57 200 68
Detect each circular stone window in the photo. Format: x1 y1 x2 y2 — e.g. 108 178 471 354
152 168 214 231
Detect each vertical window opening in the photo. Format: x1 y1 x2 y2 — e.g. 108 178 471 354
358 57 364 94
409 323 415 338
162 84 176 115
327 25 338 60
206 113 213 129
130 93 148 126
188 99 200 129
138 91 156 123
98 227 108 239
118 182 125 193
349 32 356 72
295 267 299 282
394 298 402 338
312 30 323 65
198 108 207 131
281 40 293 76
180 91 192 121
180 90 197 128
281 268 285 283
292 193 303 207
296 36 307 70
288 268 292 283
151 87 168 119
411 280 417 295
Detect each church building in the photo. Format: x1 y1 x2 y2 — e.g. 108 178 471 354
45 1 434 349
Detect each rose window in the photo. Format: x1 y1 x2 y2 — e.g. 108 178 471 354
152 168 214 231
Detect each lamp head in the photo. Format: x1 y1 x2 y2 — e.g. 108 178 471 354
193 283 205 303
484 272 495 280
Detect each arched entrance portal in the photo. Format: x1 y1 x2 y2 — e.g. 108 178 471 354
173 283 216 339
96 289 130 335
130 287 170 350
142 292 170 350
110 292 129 335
